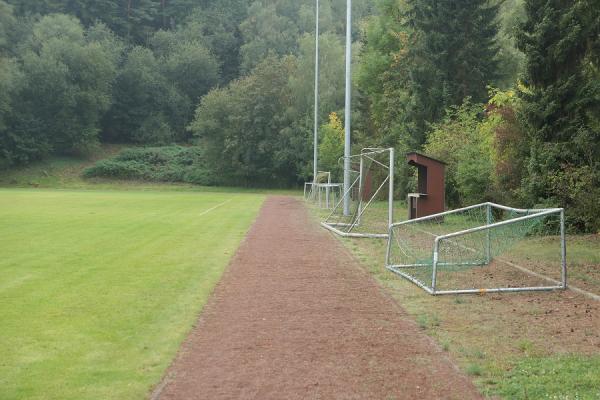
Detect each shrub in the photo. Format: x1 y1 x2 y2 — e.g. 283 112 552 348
83 159 148 180
547 165 600 233
83 146 216 185
424 99 493 207
318 112 344 181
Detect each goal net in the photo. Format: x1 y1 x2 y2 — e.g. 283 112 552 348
321 148 395 238
304 171 330 201
386 203 567 295
304 171 342 209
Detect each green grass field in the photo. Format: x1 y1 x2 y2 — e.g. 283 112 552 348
0 188 265 400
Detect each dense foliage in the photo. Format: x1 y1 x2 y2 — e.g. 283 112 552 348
516 0 600 232
0 0 598 230
83 146 214 185
355 0 598 232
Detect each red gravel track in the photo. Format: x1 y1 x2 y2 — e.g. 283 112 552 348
154 196 481 399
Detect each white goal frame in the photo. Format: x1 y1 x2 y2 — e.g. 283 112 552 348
321 148 395 238
385 202 567 295
304 171 343 209
304 171 331 200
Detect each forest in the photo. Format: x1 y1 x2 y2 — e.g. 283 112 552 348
0 0 598 232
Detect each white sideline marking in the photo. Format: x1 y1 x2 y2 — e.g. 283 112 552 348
199 199 233 217
497 258 600 301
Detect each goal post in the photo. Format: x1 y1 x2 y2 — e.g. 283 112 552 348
304 171 331 201
386 202 567 295
321 147 395 238
304 171 343 209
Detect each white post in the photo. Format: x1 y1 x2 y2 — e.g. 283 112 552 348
356 154 364 225
560 209 567 289
486 203 492 264
313 0 320 184
343 0 352 216
388 148 395 229
432 240 439 294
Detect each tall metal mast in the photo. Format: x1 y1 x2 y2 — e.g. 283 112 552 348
313 0 320 184
343 0 352 215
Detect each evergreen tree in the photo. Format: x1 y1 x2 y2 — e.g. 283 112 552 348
0 1 17 54
405 0 501 144
517 0 600 232
356 0 412 147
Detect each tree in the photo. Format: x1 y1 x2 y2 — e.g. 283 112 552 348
517 0 600 232
189 56 308 186
319 112 345 180
0 58 30 167
424 99 493 206
103 46 187 144
0 1 18 55
239 2 299 73
404 0 501 145
288 33 345 118
357 0 412 146
9 15 120 157
180 6 246 83
495 0 526 88
4 0 189 43
150 28 220 104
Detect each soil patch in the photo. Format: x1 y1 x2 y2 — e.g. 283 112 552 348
154 196 481 399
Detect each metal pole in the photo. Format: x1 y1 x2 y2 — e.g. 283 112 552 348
356 154 364 225
486 203 492 264
343 0 352 216
560 209 567 289
313 0 320 184
388 148 395 229
432 239 439 294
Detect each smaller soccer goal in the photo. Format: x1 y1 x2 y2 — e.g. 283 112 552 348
321 148 395 238
304 171 330 201
386 202 567 295
304 171 342 209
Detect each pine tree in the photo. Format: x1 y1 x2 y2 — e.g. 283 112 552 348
517 0 600 231
405 0 501 144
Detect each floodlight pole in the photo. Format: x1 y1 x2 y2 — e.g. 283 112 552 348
343 0 352 216
313 0 319 184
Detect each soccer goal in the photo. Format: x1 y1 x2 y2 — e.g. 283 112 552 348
304 171 342 209
321 148 395 238
386 202 567 295
304 171 330 201
314 183 343 209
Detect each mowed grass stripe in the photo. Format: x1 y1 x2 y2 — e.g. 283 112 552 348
0 189 265 400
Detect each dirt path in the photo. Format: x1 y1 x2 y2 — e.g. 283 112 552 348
154 196 481 399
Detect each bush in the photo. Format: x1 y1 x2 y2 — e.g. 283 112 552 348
83 159 148 180
547 166 600 233
318 112 344 181
83 146 216 185
424 99 493 207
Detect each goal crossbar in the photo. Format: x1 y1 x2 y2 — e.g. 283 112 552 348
321 147 395 238
386 202 567 295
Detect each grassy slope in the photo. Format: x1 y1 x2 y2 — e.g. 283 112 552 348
0 147 301 195
0 189 265 399
0 145 122 188
312 203 600 399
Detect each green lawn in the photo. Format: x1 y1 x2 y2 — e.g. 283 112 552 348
0 188 265 400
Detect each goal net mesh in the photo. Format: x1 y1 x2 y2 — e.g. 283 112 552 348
304 171 332 202
387 203 565 294
322 149 393 238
